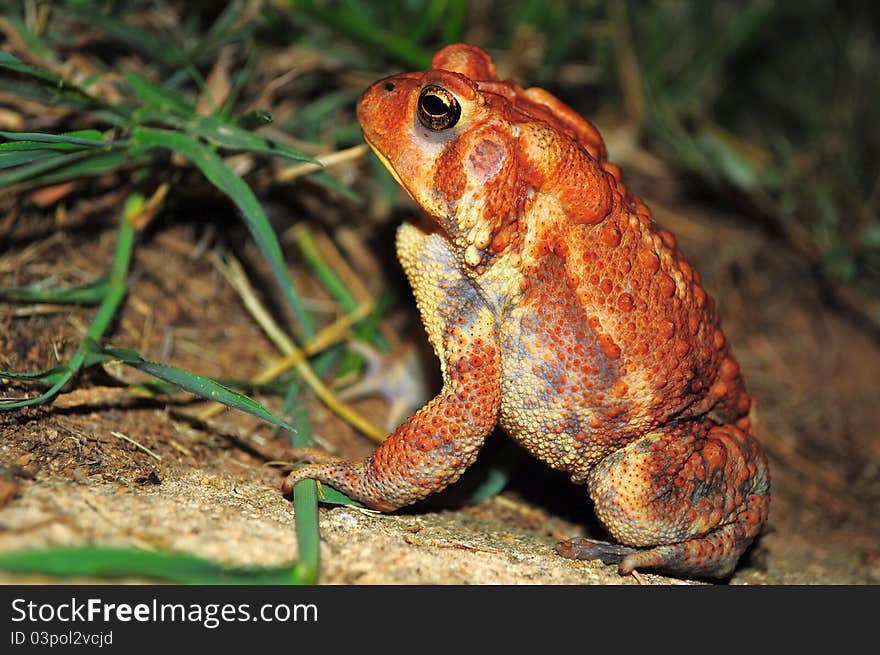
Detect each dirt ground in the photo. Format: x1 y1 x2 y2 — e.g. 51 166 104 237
0 153 877 585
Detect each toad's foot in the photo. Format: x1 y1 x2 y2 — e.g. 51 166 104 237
556 537 640 568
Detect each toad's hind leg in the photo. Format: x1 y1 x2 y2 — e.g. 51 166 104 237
559 422 769 578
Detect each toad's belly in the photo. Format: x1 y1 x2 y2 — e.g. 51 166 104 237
496 306 644 480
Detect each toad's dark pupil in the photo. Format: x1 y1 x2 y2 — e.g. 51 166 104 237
417 86 460 130
422 93 449 116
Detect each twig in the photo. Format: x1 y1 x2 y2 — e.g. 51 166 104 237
6 304 72 318
110 430 162 461
166 437 193 457
275 144 369 182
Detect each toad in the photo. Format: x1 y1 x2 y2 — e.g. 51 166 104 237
283 43 769 578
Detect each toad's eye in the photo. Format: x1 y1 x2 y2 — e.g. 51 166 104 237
417 85 461 131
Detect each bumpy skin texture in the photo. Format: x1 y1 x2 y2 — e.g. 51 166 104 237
284 43 770 578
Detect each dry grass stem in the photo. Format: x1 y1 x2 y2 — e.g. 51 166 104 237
109 430 162 461
275 143 369 182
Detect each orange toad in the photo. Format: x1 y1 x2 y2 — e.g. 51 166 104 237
284 44 770 578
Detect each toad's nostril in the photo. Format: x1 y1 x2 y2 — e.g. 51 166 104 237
384 82 396 92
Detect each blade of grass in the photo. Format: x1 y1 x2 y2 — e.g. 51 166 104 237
92 342 297 434
2 365 81 386
0 149 61 168
0 150 95 186
292 228 358 311
0 151 137 191
0 277 109 304
189 115 317 162
287 387 320 583
0 129 118 148
0 51 67 86
0 547 307 585
143 112 318 163
313 482 365 508
128 374 297 397
290 227 366 376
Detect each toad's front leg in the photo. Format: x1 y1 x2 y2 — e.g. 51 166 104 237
283 225 502 511
282 314 500 511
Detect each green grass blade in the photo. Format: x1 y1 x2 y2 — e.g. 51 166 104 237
291 227 365 376
137 111 318 163
0 51 63 85
93 342 297 433
130 374 294 396
280 380 320 582
0 547 306 585
292 229 358 312
131 127 316 338
187 115 318 163
0 149 59 169
0 356 108 388
0 365 73 386
313 480 363 508
290 448 320 583
0 151 94 186
0 151 136 190
291 230 388 377
0 129 113 148
25 151 134 186
0 277 110 304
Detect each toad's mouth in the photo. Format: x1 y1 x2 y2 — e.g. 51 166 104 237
362 135 418 205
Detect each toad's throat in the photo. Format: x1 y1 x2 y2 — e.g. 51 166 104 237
363 136 458 240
